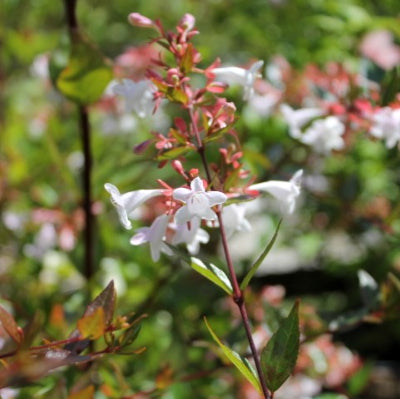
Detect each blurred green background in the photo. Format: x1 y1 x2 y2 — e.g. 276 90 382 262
1 0 400 398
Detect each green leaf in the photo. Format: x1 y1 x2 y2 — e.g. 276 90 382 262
388 272 400 292
261 301 300 393
357 270 379 310
157 146 193 160
328 308 368 332
167 87 188 104
240 219 282 290
119 314 147 348
381 66 400 106
56 31 112 105
204 317 261 394
203 122 236 143
347 361 373 396
180 43 194 74
191 257 233 295
77 307 106 340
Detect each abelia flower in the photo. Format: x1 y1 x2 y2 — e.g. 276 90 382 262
104 183 164 230
171 217 209 254
212 60 264 100
300 116 346 154
249 170 303 214
359 30 400 70
248 92 280 118
280 104 325 138
112 79 155 118
369 107 400 149
208 203 251 239
173 177 227 224
130 214 173 262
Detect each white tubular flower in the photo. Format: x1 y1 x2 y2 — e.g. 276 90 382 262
130 214 173 262
280 104 325 138
212 60 264 100
173 177 227 225
249 170 303 214
370 107 400 149
300 116 345 154
104 183 164 230
208 203 251 239
171 218 210 255
222 204 252 238
112 79 155 118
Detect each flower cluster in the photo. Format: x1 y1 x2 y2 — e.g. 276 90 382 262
104 13 304 262
105 170 302 261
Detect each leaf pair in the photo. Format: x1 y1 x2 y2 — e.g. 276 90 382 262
205 302 300 395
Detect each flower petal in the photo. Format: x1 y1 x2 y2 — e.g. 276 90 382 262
130 230 149 246
201 208 218 221
174 206 192 225
190 176 205 192
173 187 192 203
206 191 227 206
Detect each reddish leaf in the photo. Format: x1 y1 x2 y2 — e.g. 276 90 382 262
0 305 23 345
83 281 116 327
66 282 116 351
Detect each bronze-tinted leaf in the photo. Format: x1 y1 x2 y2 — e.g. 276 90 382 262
0 305 22 345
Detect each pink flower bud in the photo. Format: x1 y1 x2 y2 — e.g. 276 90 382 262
172 160 185 176
128 13 154 28
180 13 195 31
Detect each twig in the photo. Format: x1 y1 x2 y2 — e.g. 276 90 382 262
62 0 94 280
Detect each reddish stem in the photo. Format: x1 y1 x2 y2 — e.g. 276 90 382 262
189 106 271 398
216 210 271 399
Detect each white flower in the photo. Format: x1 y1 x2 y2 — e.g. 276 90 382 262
222 204 252 238
173 177 227 225
212 60 264 100
112 79 155 118
104 183 164 230
130 214 173 262
280 104 325 138
370 107 400 149
171 217 210 254
0 388 19 399
300 116 345 154
249 170 303 214
208 203 252 238
247 92 280 118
